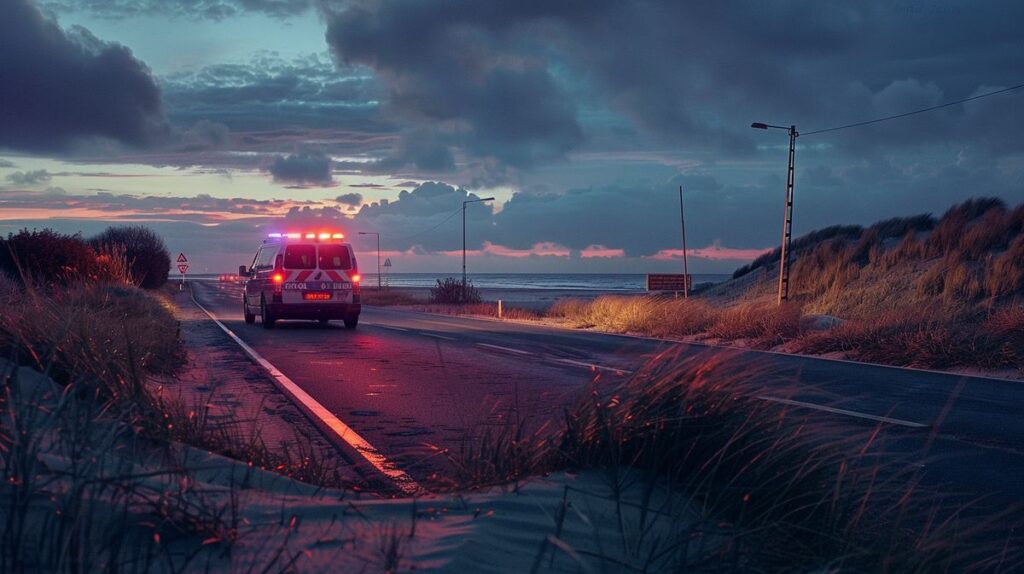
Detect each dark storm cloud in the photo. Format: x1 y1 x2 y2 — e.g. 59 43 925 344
0 189 314 214
335 192 363 207
348 180 773 256
266 152 334 186
161 54 387 133
325 1 585 172
42 0 314 20
0 0 168 153
324 0 1024 176
6 170 52 186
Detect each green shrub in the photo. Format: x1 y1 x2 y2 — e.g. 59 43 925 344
0 229 100 286
429 277 481 304
90 226 171 289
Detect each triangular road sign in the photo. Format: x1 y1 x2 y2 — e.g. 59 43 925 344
383 258 392 267
177 253 188 263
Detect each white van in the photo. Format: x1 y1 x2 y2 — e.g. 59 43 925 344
241 232 361 329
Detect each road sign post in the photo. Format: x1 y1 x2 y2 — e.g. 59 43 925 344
177 253 189 289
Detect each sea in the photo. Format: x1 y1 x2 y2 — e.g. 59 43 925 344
358 273 730 291
196 272 730 291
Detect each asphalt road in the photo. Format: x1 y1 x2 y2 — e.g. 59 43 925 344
189 280 1024 504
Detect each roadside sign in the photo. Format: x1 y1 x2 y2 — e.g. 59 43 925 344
177 253 188 263
178 263 190 274
383 258 392 268
646 273 691 292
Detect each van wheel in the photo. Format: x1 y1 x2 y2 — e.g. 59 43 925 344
243 297 256 324
260 296 276 329
344 315 359 329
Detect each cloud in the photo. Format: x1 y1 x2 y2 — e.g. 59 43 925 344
335 192 363 207
160 53 386 133
40 0 315 20
325 2 584 172
321 0 1024 183
6 170 52 186
438 241 572 259
0 160 16 168
266 152 334 186
0 189 315 217
648 245 772 262
0 0 168 153
581 245 624 258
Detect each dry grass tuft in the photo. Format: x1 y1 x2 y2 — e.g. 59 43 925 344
705 300 804 345
550 295 719 336
449 352 1022 571
359 288 426 306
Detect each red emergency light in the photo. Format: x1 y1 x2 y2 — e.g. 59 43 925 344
267 232 345 240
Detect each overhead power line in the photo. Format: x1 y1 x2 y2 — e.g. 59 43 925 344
384 206 463 245
802 82 1024 137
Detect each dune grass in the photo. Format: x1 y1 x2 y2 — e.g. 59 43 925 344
446 351 1023 572
0 274 365 571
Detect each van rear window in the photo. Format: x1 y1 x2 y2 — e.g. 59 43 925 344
283 245 316 269
318 245 352 270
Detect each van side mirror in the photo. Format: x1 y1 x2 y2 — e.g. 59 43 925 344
238 265 249 277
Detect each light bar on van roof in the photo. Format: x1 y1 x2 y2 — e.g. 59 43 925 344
266 232 344 239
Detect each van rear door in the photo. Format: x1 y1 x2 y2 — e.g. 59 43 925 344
317 244 355 303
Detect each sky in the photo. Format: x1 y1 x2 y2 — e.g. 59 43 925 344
1 0 1022 274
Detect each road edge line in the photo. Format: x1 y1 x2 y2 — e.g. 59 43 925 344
757 396 929 428
189 286 425 496
368 306 1020 384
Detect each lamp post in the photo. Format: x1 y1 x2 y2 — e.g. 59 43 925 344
751 122 798 304
357 231 381 289
462 196 495 296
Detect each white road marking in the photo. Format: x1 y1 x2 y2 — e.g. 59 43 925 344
477 343 533 356
373 324 410 332
551 358 633 374
756 396 928 429
420 332 456 341
189 288 424 495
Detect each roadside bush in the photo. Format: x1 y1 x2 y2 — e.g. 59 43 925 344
90 226 171 289
0 282 182 396
429 277 481 304
0 229 99 286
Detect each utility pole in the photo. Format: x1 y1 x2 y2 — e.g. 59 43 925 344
679 185 689 298
462 196 495 300
751 122 799 304
778 125 797 304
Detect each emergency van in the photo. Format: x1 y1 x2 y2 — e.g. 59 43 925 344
241 232 361 329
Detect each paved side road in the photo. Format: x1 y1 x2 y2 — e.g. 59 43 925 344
189 280 1024 503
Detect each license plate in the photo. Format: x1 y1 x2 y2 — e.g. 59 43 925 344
303 292 332 301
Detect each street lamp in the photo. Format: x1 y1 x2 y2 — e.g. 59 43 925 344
357 231 381 289
751 122 798 304
463 196 495 294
